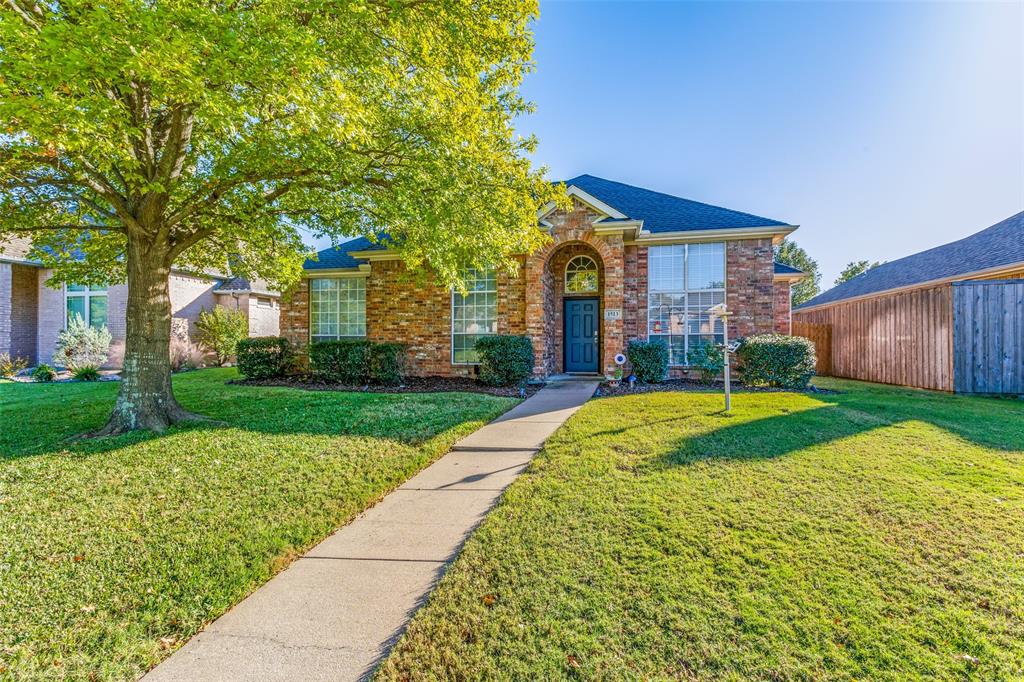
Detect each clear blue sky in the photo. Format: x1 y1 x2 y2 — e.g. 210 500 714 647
518 0 1023 287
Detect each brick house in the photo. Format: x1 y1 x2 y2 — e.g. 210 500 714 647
0 236 281 368
281 175 805 378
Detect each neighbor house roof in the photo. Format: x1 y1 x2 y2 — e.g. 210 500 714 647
562 174 790 233
774 261 804 276
304 175 794 270
798 211 1024 310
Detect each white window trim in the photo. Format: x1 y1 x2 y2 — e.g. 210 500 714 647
451 269 498 365
647 243 727 367
308 276 368 342
64 284 108 329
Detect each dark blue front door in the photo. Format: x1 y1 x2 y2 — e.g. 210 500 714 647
564 298 599 373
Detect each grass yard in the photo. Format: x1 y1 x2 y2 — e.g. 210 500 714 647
379 379 1024 681
0 368 516 680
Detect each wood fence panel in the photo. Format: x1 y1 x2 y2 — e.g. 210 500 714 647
792 283 954 391
953 280 1024 394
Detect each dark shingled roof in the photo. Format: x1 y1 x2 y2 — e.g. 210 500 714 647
774 261 804 275
564 174 791 233
303 176 793 270
799 211 1024 309
214 276 252 292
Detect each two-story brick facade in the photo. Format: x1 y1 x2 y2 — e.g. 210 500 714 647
281 175 805 378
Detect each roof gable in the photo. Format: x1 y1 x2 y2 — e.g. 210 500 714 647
799 211 1024 309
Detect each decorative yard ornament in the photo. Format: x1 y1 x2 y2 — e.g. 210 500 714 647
614 353 627 366
707 302 733 413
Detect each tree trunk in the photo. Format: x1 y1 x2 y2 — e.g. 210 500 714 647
94 238 202 435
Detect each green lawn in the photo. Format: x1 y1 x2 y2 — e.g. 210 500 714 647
0 368 516 680
378 380 1024 681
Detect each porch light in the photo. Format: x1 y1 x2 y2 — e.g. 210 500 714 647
706 303 733 413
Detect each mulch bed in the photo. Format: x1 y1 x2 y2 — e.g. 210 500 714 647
229 375 546 398
596 378 838 397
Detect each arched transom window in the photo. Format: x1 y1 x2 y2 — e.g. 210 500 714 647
565 255 599 293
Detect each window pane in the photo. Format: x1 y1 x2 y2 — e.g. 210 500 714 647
309 277 366 341
89 295 108 328
67 284 87 292
687 242 725 290
648 245 685 292
452 268 497 364
66 297 86 325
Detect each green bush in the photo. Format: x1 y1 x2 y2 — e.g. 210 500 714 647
309 340 372 383
474 335 534 386
31 364 56 382
687 342 724 384
369 342 407 386
73 365 101 382
195 307 249 365
627 339 668 383
737 333 816 389
0 352 29 378
236 337 293 380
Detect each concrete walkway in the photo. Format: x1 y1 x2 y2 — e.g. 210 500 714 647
144 378 597 682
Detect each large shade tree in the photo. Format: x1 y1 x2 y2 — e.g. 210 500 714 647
0 0 555 434
774 239 821 305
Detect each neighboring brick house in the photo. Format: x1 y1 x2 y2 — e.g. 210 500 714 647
281 174 805 378
0 238 281 368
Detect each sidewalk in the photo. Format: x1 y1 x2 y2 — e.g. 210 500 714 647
144 378 598 682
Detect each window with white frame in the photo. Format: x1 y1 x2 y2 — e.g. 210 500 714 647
451 268 497 364
309 277 366 342
66 284 108 329
647 243 725 365
565 255 599 293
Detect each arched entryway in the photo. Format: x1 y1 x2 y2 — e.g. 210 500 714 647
535 241 606 375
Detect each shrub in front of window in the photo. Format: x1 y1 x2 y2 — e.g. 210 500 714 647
309 339 372 383
369 343 407 386
687 342 724 385
237 337 293 380
0 352 29 378
31 364 57 382
737 334 816 389
195 307 249 366
73 365 101 381
474 335 534 386
54 315 112 370
627 339 669 383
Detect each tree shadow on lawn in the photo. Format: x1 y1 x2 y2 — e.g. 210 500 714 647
594 385 1024 474
1 374 514 460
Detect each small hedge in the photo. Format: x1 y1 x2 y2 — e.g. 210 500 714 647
475 335 533 386
309 339 407 385
737 333 816 389
369 342 407 386
310 340 371 383
627 339 668 383
237 337 293 380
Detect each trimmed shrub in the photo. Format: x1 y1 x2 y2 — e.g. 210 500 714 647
237 337 293 380
369 342 407 386
627 339 668 383
687 341 724 385
475 335 534 386
31 364 56 382
195 307 248 365
54 314 111 370
73 365 101 381
309 340 372 383
737 333 816 389
0 352 29 378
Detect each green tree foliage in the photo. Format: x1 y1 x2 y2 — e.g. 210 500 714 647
774 239 821 305
0 0 557 433
195 307 249 366
836 260 883 285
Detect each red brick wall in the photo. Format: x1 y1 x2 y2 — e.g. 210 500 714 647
623 245 648 340
726 238 776 340
773 280 792 334
10 264 38 363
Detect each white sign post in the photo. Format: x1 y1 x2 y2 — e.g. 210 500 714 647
707 303 733 413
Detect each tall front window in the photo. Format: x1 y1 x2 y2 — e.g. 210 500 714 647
66 284 108 329
452 268 497 364
310 277 366 342
648 243 725 365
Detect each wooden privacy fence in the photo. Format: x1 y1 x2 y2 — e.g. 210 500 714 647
791 284 954 391
953 280 1024 394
